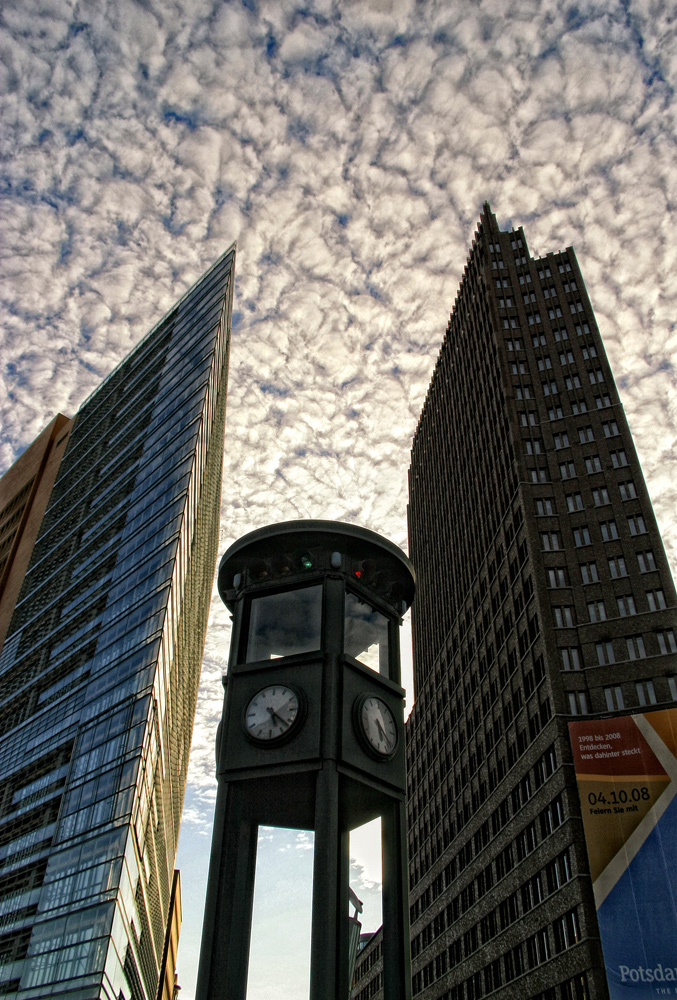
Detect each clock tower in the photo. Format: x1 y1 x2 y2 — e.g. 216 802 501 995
196 520 415 1000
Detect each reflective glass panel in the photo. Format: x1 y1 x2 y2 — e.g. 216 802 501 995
246 585 323 661
345 591 389 673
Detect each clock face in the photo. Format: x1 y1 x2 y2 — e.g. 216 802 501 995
244 685 301 743
356 694 398 759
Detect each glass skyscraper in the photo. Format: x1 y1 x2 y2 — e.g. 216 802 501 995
0 246 235 999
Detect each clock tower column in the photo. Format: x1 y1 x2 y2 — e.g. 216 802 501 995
196 520 415 1000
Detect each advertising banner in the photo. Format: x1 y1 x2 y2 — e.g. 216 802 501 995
569 710 677 999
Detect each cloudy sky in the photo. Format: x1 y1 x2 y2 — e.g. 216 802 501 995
2 0 677 996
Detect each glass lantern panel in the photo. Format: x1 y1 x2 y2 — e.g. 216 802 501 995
246 584 323 661
345 591 389 674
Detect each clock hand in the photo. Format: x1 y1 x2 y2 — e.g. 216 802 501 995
375 716 387 742
267 706 288 727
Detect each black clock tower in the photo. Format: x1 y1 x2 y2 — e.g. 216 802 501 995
196 520 415 1000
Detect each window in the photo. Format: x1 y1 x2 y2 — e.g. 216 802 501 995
538 267 552 278
554 433 569 449
512 362 527 375
589 369 605 384
532 332 546 346
516 386 533 399
560 461 576 479
531 468 548 483
546 850 572 893
554 606 574 627
600 520 619 541
571 399 587 414
578 426 594 443
543 381 558 396
603 420 620 437
521 873 543 912
604 685 624 710
585 456 602 474
588 600 606 622
525 439 543 454
657 630 677 654
525 292 537 304
566 493 584 512
541 532 561 551
608 556 627 578
628 515 647 535
345 592 390 672
521 411 537 426
565 375 581 390
637 550 656 572
618 481 637 500
626 636 646 660
553 910 580 953
536 499 555 515
506 338 522 350
526 928 550 969
573 526 591 547
500 298 514 308
568 692 588 715
580 562 598 584
611 450 628 468
669 677 677 700
561 647 582 670
576 322 591 335
646 590 667 611
548 405 564 420
595 394 612 408
538 357 553 371
548 568 567 588
554 328 569 342
617 595 637 616
597 642 615 665
581 344 597 359
636 681 656 707
592 487 610 506
247 585 323 661
560 351 575 365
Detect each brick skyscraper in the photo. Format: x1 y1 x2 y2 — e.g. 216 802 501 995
0 247 234 1000
352 206 676 1000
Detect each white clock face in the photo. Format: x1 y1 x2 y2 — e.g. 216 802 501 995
245 685 300 743
358 695 398 758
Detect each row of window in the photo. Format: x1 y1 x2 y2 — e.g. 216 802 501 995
547 584 667 616
518 388 610 412
353 972 382 999
542 515 651 551
563 631 677 668
567 675 677 716
431 972 589 1000
413 902 580 996
536 486 640 518
551 588 667 627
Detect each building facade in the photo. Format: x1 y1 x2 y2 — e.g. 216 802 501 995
353 205 676 1000
0 246 235 999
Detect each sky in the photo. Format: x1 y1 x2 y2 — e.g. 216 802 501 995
2 0 677 997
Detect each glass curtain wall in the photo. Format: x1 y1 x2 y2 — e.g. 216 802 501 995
0 247 234 999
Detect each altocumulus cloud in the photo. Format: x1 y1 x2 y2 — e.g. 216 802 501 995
2 0 677 973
